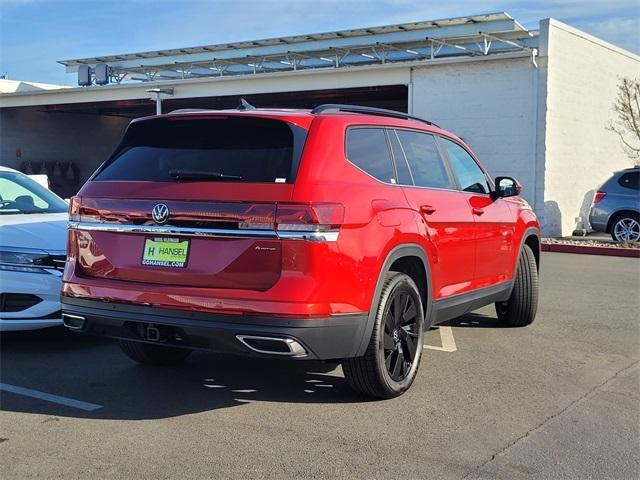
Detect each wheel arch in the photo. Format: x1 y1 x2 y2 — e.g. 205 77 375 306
606 210 640 233
354 243 433 357
522 229 541 271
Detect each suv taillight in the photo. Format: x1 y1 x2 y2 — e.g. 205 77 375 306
236 204 278 230
275 203 344 232
69 196 81 221
593 191 606 204
68 196 102 222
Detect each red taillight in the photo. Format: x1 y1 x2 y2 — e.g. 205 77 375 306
593 191 606 204
237 204 277 230
69 196 81 221
69 197 344 235
275 203 344 232
69 196 102 222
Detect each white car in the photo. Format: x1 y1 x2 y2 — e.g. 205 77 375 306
0 166 68 331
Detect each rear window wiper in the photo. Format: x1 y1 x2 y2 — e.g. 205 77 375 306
168 170 243 181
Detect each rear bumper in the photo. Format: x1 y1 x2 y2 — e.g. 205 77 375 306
588 206 610 232
61 297 368 360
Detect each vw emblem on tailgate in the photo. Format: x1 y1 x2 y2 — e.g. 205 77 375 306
151 203 170 224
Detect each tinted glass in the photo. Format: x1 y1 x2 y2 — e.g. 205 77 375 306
388 130 413 185
395 130 451 189
0 171 68 215
346 128 395 183
95 117 304 183
618 172 639 191
441 138 490 194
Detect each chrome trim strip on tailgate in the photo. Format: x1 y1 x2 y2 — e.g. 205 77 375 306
276 231 339 242
68 222 339 242
68 221 278 239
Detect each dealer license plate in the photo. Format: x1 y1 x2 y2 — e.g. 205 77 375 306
141 237 190 268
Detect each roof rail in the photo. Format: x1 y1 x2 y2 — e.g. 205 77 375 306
169 108 209 114
310 104 439 127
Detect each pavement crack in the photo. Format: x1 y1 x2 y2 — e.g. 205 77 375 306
461 359 640 479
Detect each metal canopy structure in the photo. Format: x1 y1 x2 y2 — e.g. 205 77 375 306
60 12 539 84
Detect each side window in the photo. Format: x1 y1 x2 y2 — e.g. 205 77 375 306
387 130 413 185
441 137 490 194
395 130 452 189
618 172 639 191
346 128 395 183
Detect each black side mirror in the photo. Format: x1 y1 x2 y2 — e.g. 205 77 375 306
494 176 522 198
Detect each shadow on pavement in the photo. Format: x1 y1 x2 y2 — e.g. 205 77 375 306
442 312 503 329
0 327 365 421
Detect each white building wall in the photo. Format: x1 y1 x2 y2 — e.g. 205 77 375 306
538 19 640 236
410 56 539 209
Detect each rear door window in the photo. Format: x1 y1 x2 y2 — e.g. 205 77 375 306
395 129 452 189
94 116 306 183
387 130 414 185
346 127 396 183
440 137 490 194
618 172 639 191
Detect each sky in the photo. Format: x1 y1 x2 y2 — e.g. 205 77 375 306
1 0 638 86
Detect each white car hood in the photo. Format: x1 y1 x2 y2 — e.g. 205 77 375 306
0 213 68 252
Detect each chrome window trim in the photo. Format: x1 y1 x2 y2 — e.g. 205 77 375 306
68 221 339 242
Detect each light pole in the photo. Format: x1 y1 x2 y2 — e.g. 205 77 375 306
145 87 174 115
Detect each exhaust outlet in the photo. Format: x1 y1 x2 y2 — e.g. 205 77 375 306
62 313 86 330
236 335 307 357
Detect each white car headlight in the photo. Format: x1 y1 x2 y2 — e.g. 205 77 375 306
0 248 56 274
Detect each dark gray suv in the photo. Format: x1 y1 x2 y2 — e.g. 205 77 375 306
589 168 640 242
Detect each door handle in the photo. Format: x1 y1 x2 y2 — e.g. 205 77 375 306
420 205 436 215
472 207 485 216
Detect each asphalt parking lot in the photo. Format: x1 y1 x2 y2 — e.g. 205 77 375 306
1 252 638 479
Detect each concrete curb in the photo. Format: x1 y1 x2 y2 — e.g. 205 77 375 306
542 242 640 258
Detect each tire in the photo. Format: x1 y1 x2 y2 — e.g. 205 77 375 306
610 214 640 243
342 272 424 399
118 339 192 365
495 244 539 327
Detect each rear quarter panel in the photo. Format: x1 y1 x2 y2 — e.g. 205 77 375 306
291 116 438 312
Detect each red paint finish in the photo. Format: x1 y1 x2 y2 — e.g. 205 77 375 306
75 230 282 290
400 187 475 298
63 109 540 320
466 193 516 287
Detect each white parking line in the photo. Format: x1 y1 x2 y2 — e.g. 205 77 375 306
424 326 458 352
0 383 103 411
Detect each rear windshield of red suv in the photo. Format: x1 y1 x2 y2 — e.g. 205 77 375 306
93 116 307 183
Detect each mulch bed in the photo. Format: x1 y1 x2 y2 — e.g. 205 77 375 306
542 238 640 258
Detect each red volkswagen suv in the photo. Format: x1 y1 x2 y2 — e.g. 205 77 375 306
62 103 540 398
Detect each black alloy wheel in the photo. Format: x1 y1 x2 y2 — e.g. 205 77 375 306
382 288 421 382
342 272 425 398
